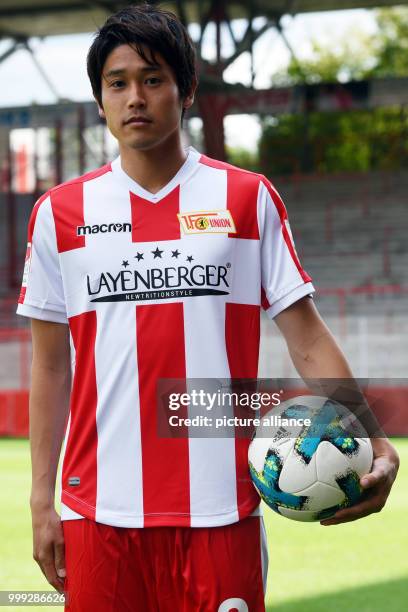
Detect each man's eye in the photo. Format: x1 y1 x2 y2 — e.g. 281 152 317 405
111 80 125 88
146 77 161 85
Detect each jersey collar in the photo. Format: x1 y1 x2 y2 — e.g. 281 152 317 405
111 146 201 203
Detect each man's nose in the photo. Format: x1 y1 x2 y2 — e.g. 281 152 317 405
127 83 146 107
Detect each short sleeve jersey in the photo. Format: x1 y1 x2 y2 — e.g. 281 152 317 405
17 147 314 528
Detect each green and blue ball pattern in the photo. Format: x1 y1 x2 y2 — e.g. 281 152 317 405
249 399 371 521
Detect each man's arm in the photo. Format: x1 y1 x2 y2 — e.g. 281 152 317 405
274 296 400 526
29 318 71 592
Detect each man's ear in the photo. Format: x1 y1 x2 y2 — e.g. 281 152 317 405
95 97 106 120
182 77 198 111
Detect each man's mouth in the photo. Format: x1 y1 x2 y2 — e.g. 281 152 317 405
124 116 152 125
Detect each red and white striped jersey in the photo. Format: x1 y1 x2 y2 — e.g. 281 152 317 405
17 147 314 528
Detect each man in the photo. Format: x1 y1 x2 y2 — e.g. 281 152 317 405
17 4 399 611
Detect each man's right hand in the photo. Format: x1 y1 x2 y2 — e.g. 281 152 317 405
28 319 71 595
31 507 66 593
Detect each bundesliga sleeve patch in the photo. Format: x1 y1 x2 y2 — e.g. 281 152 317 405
22 242 32 287
284 219 300 260
178 210 236 234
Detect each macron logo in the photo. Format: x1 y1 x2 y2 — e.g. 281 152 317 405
76 222 132 236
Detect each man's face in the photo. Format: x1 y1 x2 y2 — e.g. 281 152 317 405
98 44 193 151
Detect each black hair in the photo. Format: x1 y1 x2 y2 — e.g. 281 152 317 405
87 3 197 110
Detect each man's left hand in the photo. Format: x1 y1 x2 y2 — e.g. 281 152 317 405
320 438 399 526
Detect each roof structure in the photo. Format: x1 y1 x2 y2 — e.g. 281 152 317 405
1 0 406 39
1 0 406 160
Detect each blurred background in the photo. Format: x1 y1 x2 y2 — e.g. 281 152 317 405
0 1 407 611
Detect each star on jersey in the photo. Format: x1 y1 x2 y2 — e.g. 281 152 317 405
130 249 194 262
122 260 130 268
152 247 164 259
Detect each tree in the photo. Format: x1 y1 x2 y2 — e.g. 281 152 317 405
260 8 408 175
369 8 408 77
271 26 374 86
272 8 408 86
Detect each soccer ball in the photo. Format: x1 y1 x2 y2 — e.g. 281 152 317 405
248 395 373 522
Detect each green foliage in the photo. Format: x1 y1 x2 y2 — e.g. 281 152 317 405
226 146 261 172
272 8 408 87
370 8 408 78
272 27 374 87
260 108 408 175
261 8 408 175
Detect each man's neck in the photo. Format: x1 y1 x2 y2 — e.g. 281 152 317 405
119 136 188 195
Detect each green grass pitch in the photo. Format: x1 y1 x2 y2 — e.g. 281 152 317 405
0 438 407 611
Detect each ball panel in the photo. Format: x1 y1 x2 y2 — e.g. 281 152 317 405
277 507 317 522
315 440 350 486
344 437 373 477
248 436 293 474
278 445 318 493
249 450 308 513
296 480 345 511
316 438 373 487
277 507 338 522
335 469 364 508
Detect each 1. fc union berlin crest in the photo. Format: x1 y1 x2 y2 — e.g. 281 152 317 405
178 210 236 234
